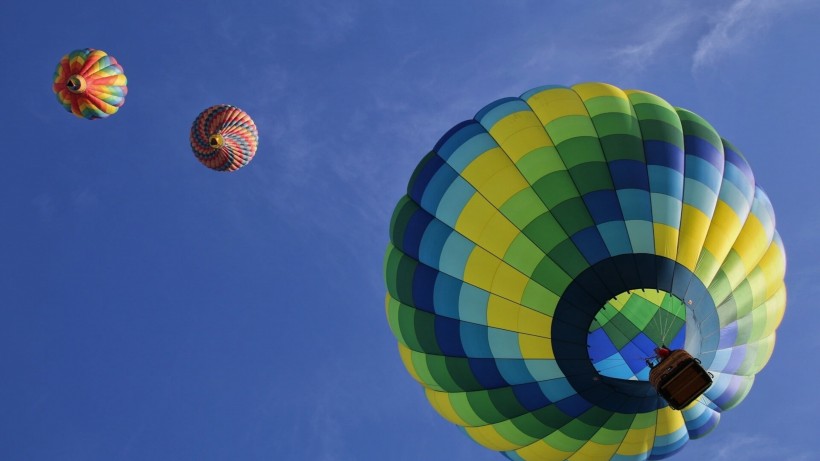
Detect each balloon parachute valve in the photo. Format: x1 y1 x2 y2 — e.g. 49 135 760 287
209 133 224 149
66 75 87 94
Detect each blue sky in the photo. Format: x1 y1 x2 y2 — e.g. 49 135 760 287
1 1 818 460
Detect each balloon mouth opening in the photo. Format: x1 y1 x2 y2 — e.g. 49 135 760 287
587 289 687 381
209 134 224 149
66 75 87 94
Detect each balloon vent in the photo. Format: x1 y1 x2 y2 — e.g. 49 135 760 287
588 290 686 381
209 134 224 149
66 75 86 94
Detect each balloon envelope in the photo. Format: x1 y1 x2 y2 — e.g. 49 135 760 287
190 105 259 172
384 82 786 460
52 48 127 120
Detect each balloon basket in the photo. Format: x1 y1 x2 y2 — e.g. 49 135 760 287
649 349 713 410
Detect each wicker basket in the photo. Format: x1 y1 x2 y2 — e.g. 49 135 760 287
649 349 713 410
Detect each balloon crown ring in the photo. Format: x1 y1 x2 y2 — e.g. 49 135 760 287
66 75 87 94
209 133 225 149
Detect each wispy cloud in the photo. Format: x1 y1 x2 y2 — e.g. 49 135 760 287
309 402 346 461
297 0 358 46
612 8 697 73
32 193 54 222
71 187 100 211
692 0 808 71
707 433 816 461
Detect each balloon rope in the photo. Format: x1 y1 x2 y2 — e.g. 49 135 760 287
668 293 685 345
593 295 657 363
667 293 677 344
680 252 708 345
592 360 635 375
649 290 666 347
658 294 671 346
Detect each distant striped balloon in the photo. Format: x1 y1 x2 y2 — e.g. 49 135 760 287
52 48 127 120
190 105 259 172
384 82 786 460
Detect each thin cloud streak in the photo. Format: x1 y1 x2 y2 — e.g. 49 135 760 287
612 9 696 73
704 433 816 461
692 0 809 71
297 0 359 46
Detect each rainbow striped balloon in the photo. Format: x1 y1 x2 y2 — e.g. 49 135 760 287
52 48 127 120
190 105 259 172
385 82 786 460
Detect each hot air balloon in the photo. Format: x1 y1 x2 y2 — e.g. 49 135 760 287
190 105 259 172
52 48 127 120
384 82 786 460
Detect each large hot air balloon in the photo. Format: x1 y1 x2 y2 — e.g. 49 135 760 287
384 82 786 460
190 105 259 172
52 48 127 120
